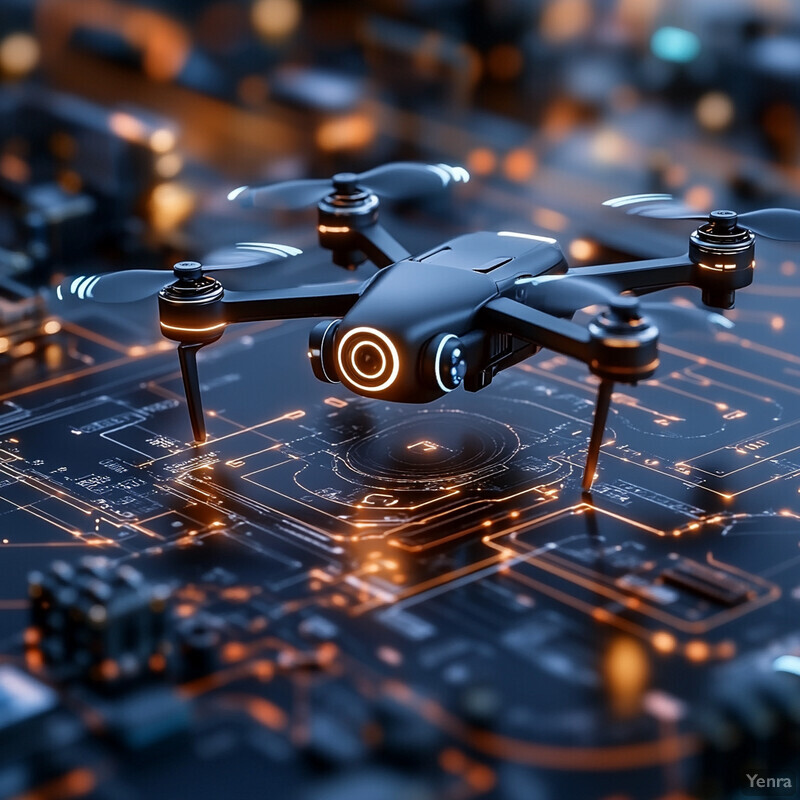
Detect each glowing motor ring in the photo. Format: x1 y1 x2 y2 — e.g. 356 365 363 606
337 327 400 393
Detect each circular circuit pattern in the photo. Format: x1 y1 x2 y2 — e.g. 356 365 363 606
343 410 520 487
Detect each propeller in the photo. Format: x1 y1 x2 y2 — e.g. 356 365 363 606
603 194 800 241
56 242 303 304
522 274 734 331
228 162 470 210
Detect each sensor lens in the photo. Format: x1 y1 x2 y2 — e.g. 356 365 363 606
430 333 467 393
350 340 387 379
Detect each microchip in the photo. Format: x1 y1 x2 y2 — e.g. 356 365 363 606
661 559 754 606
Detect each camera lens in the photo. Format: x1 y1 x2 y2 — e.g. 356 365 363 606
351 341 386 379
336 327 400 394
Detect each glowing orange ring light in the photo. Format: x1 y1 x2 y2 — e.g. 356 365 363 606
337 327 400 393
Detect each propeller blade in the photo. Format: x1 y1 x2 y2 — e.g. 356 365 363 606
630 206 706 220
202 242 303 271
602 193 675 209
229 163 468 210
525 275 733 331
604 193 703 219
606 194 800 241
202 243 307 291
57 270 172 304
229 179 331 210
738 208 800 241
59 243 304 304
636 302 733 334
356 162 469 199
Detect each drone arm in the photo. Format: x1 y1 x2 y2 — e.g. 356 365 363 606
351 224 410 268
318 220 410 269
574 254 694 295
221 281 365 324
479 297 592 362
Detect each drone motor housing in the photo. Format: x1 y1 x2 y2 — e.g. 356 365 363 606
689 211 755 309
157 272 225 345
587 300 660 383
317 187 379 270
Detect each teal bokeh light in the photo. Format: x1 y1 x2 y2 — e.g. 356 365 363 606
651 26 701 64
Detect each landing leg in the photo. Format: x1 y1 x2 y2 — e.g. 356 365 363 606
582 379 614 493
177 342 207 443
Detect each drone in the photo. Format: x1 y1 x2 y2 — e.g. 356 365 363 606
59 162 800 492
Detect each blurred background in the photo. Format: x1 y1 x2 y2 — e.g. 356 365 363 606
1 0 800 291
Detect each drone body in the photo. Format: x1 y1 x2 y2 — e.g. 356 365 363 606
310 231 567 403
61 162 800 491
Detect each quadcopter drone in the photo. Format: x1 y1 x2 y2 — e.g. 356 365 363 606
60 163 800 491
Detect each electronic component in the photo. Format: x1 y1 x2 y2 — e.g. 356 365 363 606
28 557 172 687
661 558 755 606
